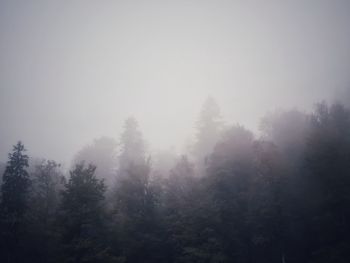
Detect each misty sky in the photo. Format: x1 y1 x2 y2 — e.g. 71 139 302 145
1 0 350 164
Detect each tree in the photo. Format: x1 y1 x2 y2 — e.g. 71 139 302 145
58 163 115 263
260 109 310 162
252 141 291 263
25 160 65 262
259 109 312 262
0 161 5 190
304 102 350 262
193 96 223 171
118 117 146 172
30 160 65 222
205 125 256 262
152 148 178 179
112 159 166 263
0 141 30 263
1 141 30 218
164 155 196 207
162 156 209 263
73 137 118 185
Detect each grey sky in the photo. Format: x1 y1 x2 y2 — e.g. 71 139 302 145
1 0 350 164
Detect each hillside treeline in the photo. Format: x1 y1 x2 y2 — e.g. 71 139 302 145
1 99 350 263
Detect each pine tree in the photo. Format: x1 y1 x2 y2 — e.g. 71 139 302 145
113 159 164 263
304 103 350 262
1 141 30 217
0 141 30 263
203 125 256 262
59 163 115 263
118 117 146 172
194 96 223 170
73 137 118 185
25 160 65 262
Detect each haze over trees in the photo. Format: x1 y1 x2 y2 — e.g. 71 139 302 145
1 98 350 263
73 137 118 185
193 96 223 169
2 0 350 261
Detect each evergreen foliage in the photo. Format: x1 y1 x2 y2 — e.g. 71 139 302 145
1 103 350 262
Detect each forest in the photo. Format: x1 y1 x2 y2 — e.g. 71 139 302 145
1 97 350 263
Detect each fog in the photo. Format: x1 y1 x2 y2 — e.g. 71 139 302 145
1 0 350 164
2 2 350 262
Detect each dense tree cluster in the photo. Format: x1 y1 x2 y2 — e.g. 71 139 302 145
1 101 350 263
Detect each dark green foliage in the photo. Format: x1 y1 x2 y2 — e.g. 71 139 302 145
73 137 118 185
303 103 350 262
118 117 146 171
112 160 165 263
1 103 350 263
1 141 30 218
162 156 208 262
0 141 30 263
58 163 115 263
194 96 223 169
24 160 65 262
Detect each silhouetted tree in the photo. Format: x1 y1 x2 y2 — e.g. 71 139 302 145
206 125 256 262
25 160 65 262
162 156 210 262
118 117 146 172
112 159 165 262
193 97 223 170
74 137 118 185
152 148 178 178
260 109 310 162
58 163 115 263
260 110 312 262
1 101 350 263
304 102 350 262
0 141 30 263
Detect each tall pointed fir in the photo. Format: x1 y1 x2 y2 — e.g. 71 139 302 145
0 141 30 262
118 117 146 172
58 163 115 263
1 141 30 217
112 117 164 262
193 96 223 170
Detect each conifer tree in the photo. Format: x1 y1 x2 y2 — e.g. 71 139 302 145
0 141 30 263
1 141 30 218
194 96 223 170
118 117 146 172
59 163 114 263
